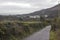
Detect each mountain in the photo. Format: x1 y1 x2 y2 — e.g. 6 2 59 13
0 4 60 21
22 4 60 18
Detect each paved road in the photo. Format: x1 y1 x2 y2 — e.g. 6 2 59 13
23 25 51 40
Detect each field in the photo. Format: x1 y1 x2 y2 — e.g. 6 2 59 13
0 20 48 40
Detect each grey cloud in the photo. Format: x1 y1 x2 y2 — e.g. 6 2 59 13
0 0 59 15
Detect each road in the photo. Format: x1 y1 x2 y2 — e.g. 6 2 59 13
23 25 51 40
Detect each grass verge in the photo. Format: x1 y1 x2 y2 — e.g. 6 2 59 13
50 31 56 40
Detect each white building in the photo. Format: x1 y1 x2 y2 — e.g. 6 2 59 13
29 15 40 18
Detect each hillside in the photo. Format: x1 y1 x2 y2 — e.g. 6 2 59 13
0 4 59 21
23 4 60 18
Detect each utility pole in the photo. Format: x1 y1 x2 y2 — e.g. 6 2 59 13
58 1 60 18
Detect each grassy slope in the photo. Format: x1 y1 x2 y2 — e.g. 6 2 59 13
50 18 60 40
50 31 57 40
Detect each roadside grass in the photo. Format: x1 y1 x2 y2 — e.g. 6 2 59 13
56 29 60 40
50 30 60 40
50 31 57 40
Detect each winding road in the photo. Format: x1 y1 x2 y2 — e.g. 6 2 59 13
23 25 51 40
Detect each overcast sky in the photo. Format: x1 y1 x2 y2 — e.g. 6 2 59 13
0 0 59 15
